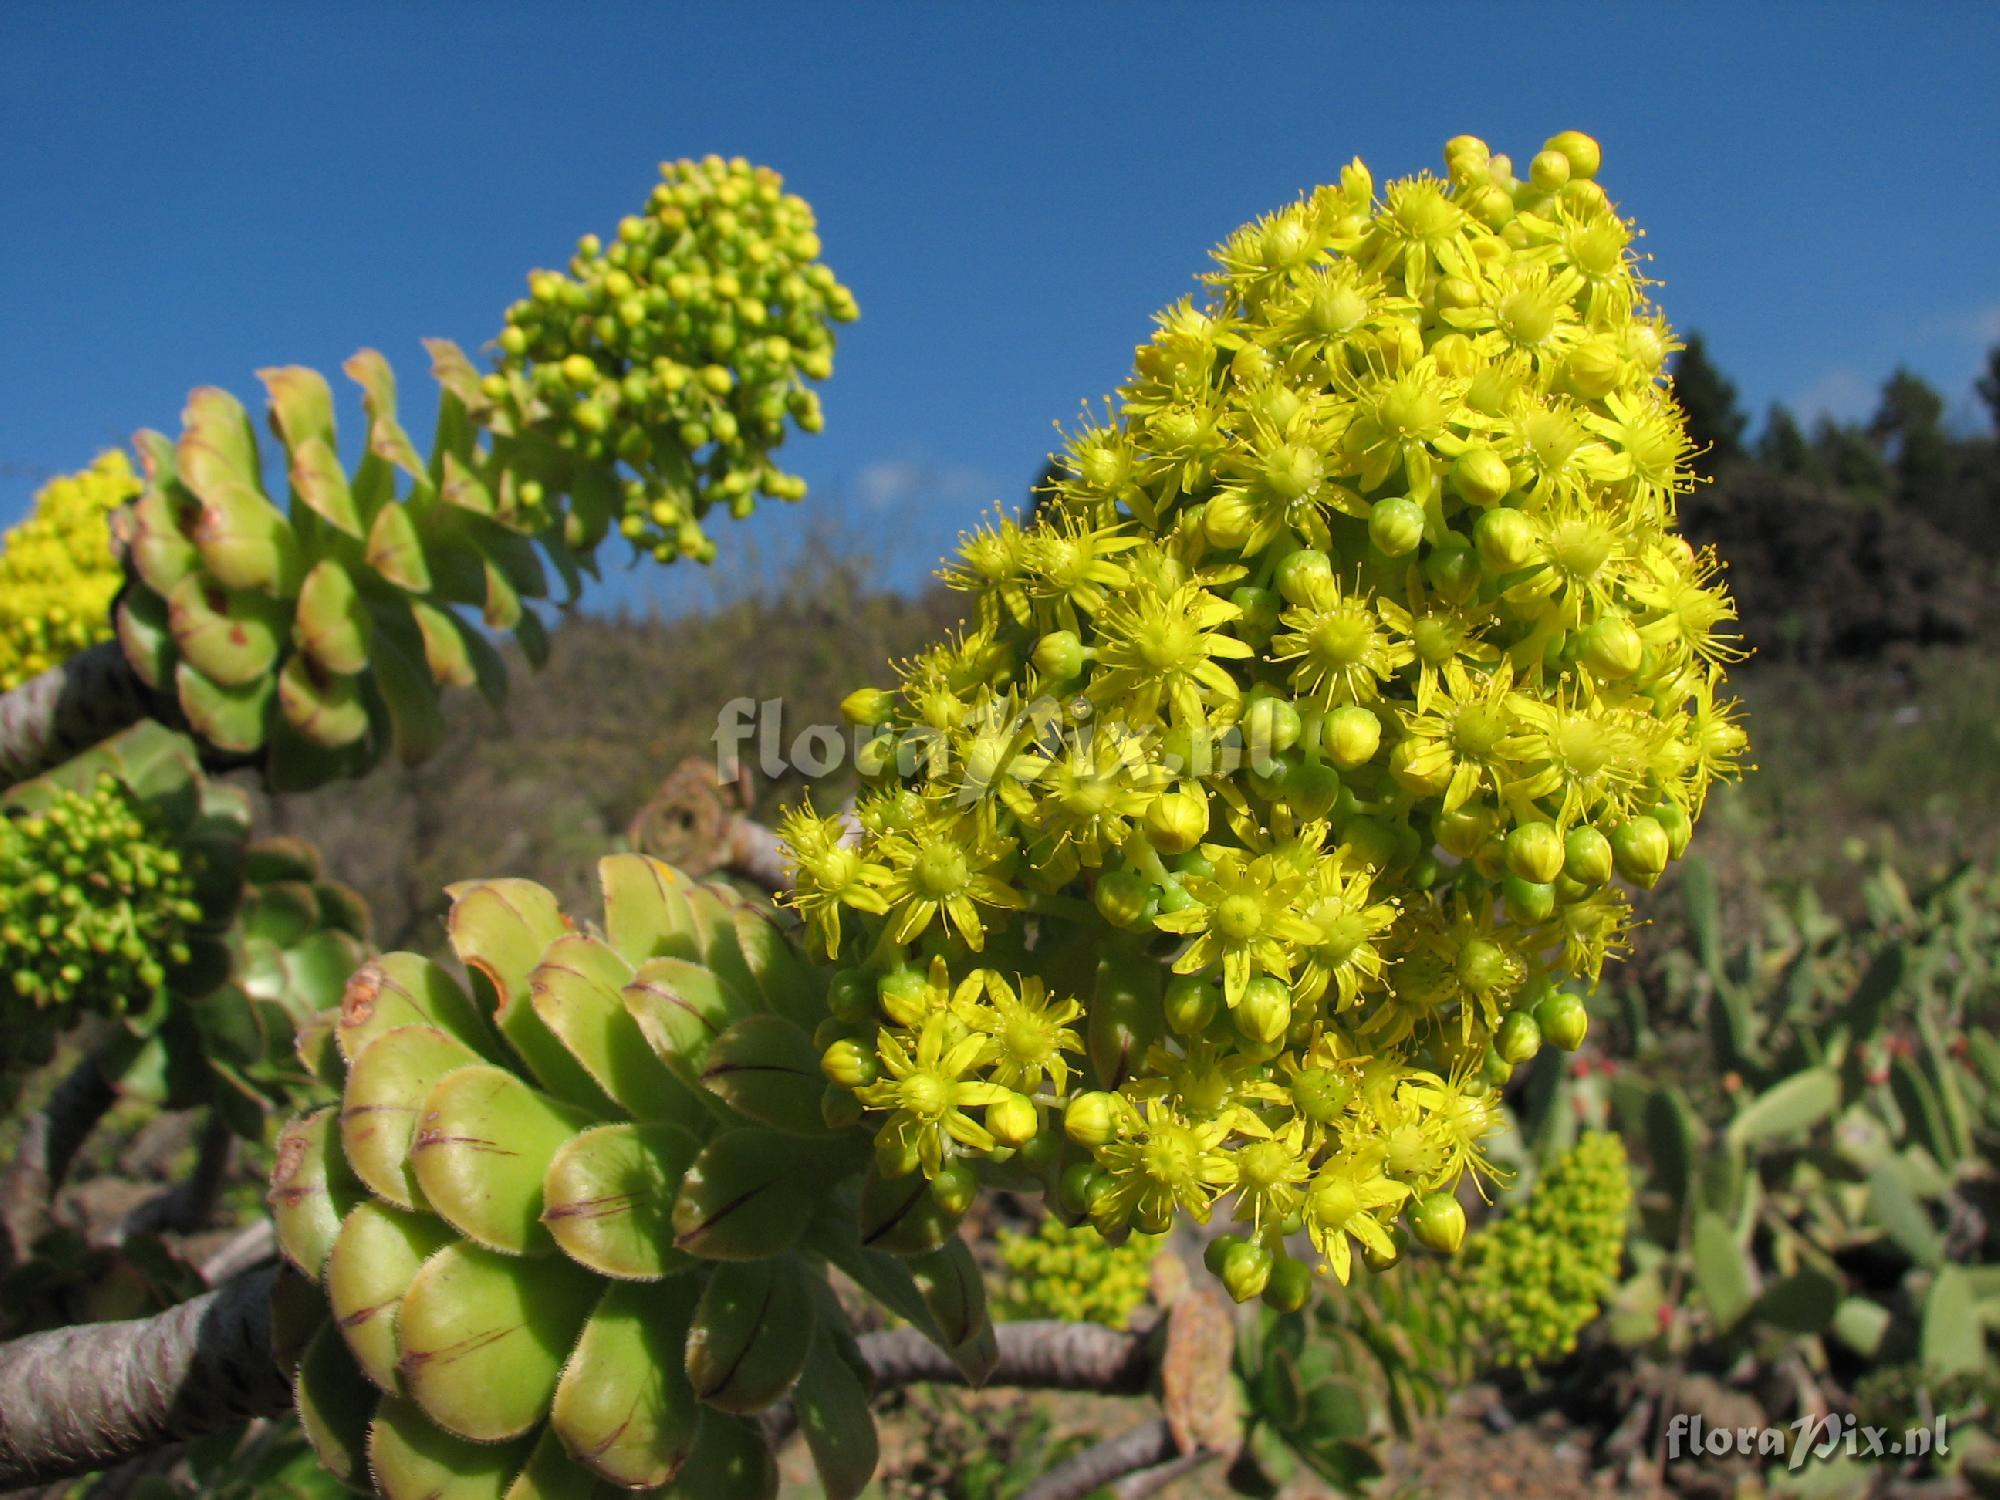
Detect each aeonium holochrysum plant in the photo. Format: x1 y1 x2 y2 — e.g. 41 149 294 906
788 129 1750 1308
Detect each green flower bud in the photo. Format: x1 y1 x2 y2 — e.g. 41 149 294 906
1495 1008 1543 1065
1367 495 1426 556
1144 788 1209 855
1474 506 1539 573
1243 695 1303 758
931 1160 978 1217
1219 1239 1274 1303
1093 869 1153 930
1275 548 1334 607
1033 630 1087 683
1058 1162 1100 1217
877 965 931 1026
1503 821 1566 884
1452 446 1513 507
1610 815 1670 886
1579 614 1643 678
1408 1193 1467 1254
1228 585 1283 646
820 1038 878 1089
1065 1091 1121 1148
1543 129 1602 180
1281 761 1343 820
1163 974 1221 1037
841 687 894 726
1534 989 1589 1051
1651 798 1692 859
1501 872 1556 924
1235 976 1292 1045
987 1093 1040 1148
1261 1254 1314 1313
1321 705 1382 768
1564 824 1615 886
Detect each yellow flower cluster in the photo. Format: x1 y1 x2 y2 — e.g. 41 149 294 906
0 451 137 690
1461 1131 1631 1366
789 132 1747 1303
993 1216 1161 1327
489 154 857 562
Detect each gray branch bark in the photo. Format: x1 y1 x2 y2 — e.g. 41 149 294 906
0 1285 1160 1489
1021 1419 1180 1500
0 1265 289 1489
0 644 157 792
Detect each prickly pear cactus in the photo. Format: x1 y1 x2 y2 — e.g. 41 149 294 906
0 450 138 691
270 854 993 1500
792 131 1748 1307
111 158 851 791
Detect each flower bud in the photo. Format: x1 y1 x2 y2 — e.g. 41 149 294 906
1528 149 1571 191
1033 630 1086 683
1367 495 1425 557
1409 1194 1467 1254
1579 614 1643 678
1495 1008 1543 1065
1202 493 1256 550
1144 788 1209 855
931 1161 977 1217
1534 989 1589 1051
1282 761 1343 820
875 1130 922 1179
1320 705 1382 769
1058 1162 1100 1217
820 1038 878 1088
1228 585 1283 646
1651 798 1692 859
1610 815 1670 886
1093 869 1153 930
878 965 931 1027
1452 447 1513 507
1543 130 1602 180
1064 1091 1122 1148
1502 873 1556 924
987 1093 1040 1148
1164 974 1221 1037
1243 695 1303 759
1503 821 1566 884
1474 506 1539 573
1275 548 1334 607
841 687 894 726
1219 1239 1274 1303
1564 824 1614 886
1235 976 1293 1045
1261 1254 1314 1312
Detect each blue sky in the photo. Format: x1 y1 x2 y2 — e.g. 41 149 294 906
5 4 1997 608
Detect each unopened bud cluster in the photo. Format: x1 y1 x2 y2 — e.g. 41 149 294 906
0 451 137 690
1460 1130 1631 1366
787 133 1746 1302
1 773 199 1018
993 1217 1161 1327
488 155 858 561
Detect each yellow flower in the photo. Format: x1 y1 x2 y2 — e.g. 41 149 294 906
1304 1157 1408 1284
856 1012 1009 1178
1153 846 1320 1008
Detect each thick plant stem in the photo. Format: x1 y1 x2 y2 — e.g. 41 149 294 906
1020 1419 1180 1500
0 644 157 792
0 1290 1158 1489
0 1049 115 1274
0 1265 289 1489
858 1321 1151 1396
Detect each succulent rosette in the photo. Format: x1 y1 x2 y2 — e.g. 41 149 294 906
108 157 852 792
790 132 1748 1304
269 854 994 1499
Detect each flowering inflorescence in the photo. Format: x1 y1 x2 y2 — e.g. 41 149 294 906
993 1216 1162 1328
1460 1131 1632 1366
787 131 1747 1306
0 772 200 1070
0 451 138 691
486 155 858 562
